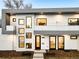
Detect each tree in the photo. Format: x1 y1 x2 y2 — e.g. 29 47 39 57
3 0 14 9
13 0 24 9
3 0 24 9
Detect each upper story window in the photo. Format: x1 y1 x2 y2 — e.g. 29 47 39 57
68 18 79 25
13 18 16 22
36 18 47 26
18 28 25 34
18 19 24 25
26 17 32 28
26 32 32 39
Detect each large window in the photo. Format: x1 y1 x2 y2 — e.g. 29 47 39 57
68 18 79 25
26 32 32 39
49 36 56 49
18 28 25 34
26 17 32 28
58 36 64 50
19 36 25 48
36 18 47 26
18 19 24 25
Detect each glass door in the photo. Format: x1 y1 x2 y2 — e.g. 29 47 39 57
35 35 41 50
49 36 56 50
58 36 64 50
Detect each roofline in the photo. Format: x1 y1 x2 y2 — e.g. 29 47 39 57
2 7 79 14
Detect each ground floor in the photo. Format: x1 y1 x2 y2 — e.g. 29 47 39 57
18 34 79 51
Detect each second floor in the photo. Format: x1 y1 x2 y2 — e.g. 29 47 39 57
2 8 79 34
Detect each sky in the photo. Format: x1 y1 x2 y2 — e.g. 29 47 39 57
0 0 79 18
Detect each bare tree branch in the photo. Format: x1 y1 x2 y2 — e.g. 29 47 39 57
3 0 14 8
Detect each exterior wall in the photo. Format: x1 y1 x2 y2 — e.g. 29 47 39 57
1 9 79 51
64 35 78 50
0 34 16 50
35 14 79 26
39 35 79 50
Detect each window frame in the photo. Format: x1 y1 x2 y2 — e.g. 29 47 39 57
18 28 25 34
36 18 47 26
68 18 79 25
18 19 24 25
18 36 25 48
26 32 32 39
26 16 32 28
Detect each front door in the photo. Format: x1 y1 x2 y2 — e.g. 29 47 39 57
58 36 64 50
35 35 41 50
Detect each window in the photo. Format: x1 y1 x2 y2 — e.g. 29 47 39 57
19 36 25 48
70 35 77 39
18 28 24 34
26 43 32 49
13 18 16 22
36 18 47 26
68 18 79 25
58 36 64 50
26 17 32 28
49 36 56 49
19 19 24 25
26 32 32 39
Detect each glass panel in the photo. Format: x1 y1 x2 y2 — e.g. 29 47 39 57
37 18 47 26
26 43 32 49
36 36 40 47
18 28 24 34
49 36 56 49
26 17 32 28
68 18 78 25
58 36 64 49
19 36 25 48
26 32 32 39
19 19 24 25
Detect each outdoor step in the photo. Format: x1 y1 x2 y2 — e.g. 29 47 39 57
33 53 43 57
33 57 44 59
34 50 46 53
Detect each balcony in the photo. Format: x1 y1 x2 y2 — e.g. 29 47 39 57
34 25 79 35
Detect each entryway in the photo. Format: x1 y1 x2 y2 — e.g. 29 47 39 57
35 35 41 50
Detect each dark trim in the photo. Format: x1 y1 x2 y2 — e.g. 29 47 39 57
49 36 56 50
35 35 41 50
58 36 64 50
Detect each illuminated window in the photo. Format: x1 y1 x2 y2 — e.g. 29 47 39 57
19 36 25 48
68 18 79 25
49 36 56 49
26 17 32 28
58 36 64 49
36 18 47 26
19 19 24 25
26 43 32 49
26 32 32 39
18 28 24 34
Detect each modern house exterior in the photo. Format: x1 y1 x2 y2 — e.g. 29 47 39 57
1 8 79 52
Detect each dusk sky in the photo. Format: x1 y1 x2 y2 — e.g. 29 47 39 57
0 0 79 18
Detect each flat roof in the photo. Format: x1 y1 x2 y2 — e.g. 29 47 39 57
2 7 79 14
